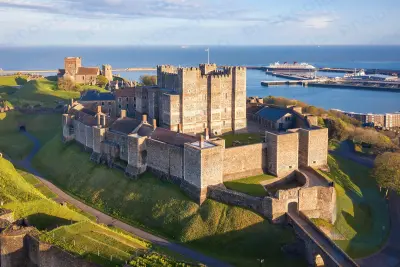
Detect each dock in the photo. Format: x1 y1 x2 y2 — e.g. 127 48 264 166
261 80 309 86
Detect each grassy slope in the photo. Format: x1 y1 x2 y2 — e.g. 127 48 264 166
1 157 189 267
33 134 306 267
0 111 61 160
317 155 389 258
0 75 27 86
224 174 275 197
10 79 79 107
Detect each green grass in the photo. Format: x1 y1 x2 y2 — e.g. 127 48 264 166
221 133 263 148
317 155 390 258
17 169 40 185
224 174 275 197
9 79 79 107
33 133 306 267
35 184 58 199
0 75 27 86
41 221 149 267
0 111 61 160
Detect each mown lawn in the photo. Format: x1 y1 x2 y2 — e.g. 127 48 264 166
221 133 263 148
317 155 389 258
33 133 307 267
224 174 275 197
0 111 61 160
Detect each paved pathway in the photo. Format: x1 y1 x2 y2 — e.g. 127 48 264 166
14 132 232 267
330 142 400 267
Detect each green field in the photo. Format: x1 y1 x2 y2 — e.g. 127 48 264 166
0 111 61 160
221 133 263 148
33 134 306 267
317 155 390 258
9 79 79 107
0 75 27 86
224 174 275 197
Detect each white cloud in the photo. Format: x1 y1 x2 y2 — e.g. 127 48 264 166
303 16 335 29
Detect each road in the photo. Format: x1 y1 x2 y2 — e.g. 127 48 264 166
331 141 400 267
16 132 232 267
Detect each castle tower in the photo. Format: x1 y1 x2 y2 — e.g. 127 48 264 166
64 57 82 75
199 63 217 75
298 128 329 168
182 137 224 204
102 64 113 82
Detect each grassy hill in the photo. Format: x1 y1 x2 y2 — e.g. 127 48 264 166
33 134 306 267
0 111 61 160
0 75 28 86
315 155 389 258
0 157 197 267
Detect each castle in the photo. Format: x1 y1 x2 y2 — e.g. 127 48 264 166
62 63 333 223
58 57 113 86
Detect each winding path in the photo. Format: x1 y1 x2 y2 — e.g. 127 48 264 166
15 132 232 267
330 142 400 267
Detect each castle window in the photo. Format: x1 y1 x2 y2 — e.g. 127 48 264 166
126 104 129 109
289 166 293 169
313 161 317 164
102 102 105 106
108 102 111 106
126 97 129 101
118 104 121 109
118 98 121 102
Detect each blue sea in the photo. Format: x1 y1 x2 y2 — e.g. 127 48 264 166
1 45 400 113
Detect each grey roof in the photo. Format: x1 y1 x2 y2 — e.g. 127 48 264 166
150 128 197 147
109 118 141 134
137 124 154 137
80 91 115 102
255 107 291 122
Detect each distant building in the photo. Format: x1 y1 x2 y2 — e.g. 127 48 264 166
336 109 400 129
58 57 100 86
102 64 113 82
254 106 294 131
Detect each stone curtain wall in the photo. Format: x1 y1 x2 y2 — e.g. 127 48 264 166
147 139 184 182
223 143 266 181
105 131 129 161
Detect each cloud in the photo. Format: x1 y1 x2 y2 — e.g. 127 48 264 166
303 16 335 29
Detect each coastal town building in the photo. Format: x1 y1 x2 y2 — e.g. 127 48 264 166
335 109 400 129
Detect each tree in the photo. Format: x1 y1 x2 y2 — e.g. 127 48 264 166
96 75 109 88
372 152 400 197
140 75 157 86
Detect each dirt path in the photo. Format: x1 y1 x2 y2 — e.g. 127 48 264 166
15 131 232 267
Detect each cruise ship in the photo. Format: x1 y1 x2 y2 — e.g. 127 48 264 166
267 62 317 72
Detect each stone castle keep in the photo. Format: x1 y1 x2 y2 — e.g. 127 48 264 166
62 63 334 223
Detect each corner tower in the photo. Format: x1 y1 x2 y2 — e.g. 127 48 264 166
64 57 82 75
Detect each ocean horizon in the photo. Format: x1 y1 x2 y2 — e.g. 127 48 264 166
1 45 399 113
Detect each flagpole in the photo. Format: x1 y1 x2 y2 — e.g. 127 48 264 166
207 48 210 64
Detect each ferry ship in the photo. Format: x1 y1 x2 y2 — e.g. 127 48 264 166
267 62 317 72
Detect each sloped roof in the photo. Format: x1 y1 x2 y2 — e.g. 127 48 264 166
150 128 197 147
137 124 154 137
115 87 136 98
80 91 115 102
255 107 291 122
109 118 141 134
76 67 99 76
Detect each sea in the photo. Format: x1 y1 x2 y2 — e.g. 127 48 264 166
1 45 400 114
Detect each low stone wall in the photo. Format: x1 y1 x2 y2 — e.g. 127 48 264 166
207 185 264 214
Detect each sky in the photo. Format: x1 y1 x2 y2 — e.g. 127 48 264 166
0 0 399 46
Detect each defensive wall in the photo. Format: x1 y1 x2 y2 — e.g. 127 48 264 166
0 227 100 267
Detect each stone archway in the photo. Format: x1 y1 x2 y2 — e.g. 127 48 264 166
19 125 26 132
315 254 325 267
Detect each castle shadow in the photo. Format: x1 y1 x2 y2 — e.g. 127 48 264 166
27 213 77 231
184 220 308 267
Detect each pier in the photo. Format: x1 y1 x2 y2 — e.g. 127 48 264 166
261 80 313 86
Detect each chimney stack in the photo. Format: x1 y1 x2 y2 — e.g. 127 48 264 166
200 135 204 149
97 114 101 126
97 105 102 114
153 119 157 129
101 115 106 127
120 110 127 119
142 114 147 123
71 98 74 106
205 128 209 140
